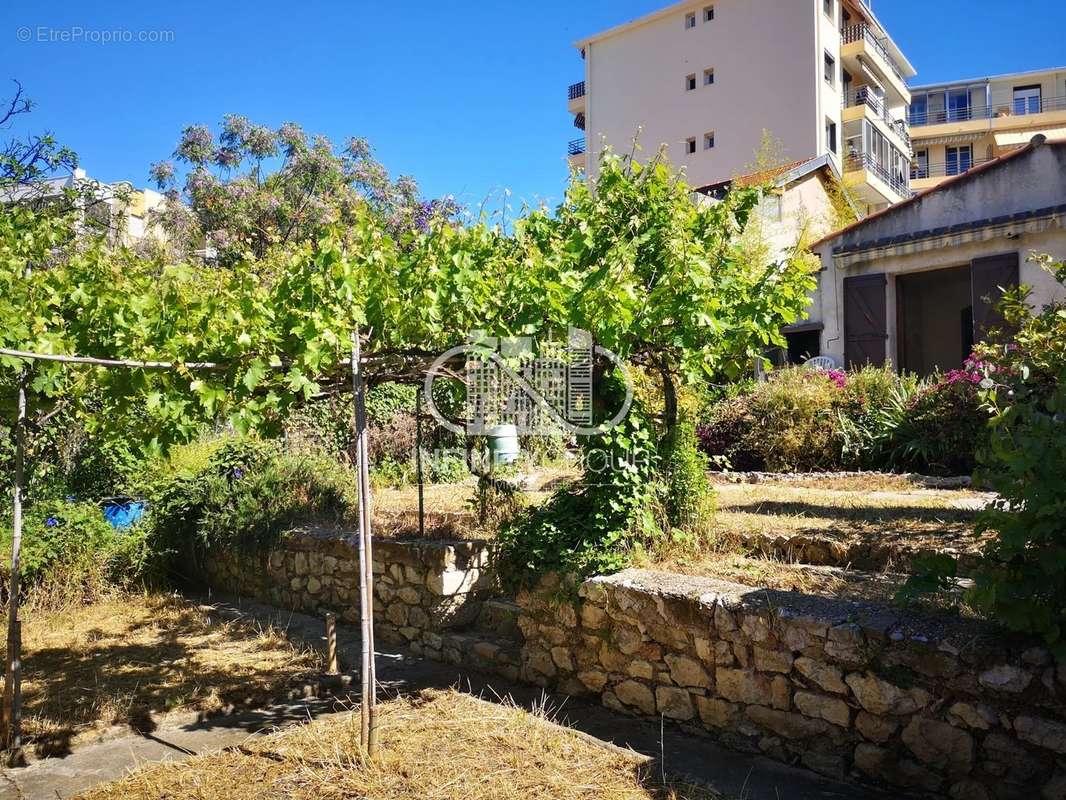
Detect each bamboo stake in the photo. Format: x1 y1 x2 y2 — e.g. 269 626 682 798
415 389 425 538
325 613 339 674
3 373 26 755
351 333 371 751
352 331 379 755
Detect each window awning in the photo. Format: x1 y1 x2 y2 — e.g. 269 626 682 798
912 132 985 147
994 127 1066 147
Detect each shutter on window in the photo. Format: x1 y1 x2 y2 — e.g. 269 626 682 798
843 273 887 368
971 252 1019 342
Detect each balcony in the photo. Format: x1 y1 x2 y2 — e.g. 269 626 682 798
567 80 586 115
910 94 1066 128
567 137 586 171
843 87 911 152
840 24 910 105
909 156 994 191
843 152 911 205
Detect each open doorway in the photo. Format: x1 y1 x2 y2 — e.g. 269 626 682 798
897 265 973 376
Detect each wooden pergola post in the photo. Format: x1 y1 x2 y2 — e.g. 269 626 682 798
351 330 379 755
3 373 26 755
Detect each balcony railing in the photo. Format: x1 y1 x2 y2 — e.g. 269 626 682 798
567 138 586 157
568 81 586 101
910 157 993 181
844 153 911 198
841 24 905 84
909 94 1066 127
845 87 910 148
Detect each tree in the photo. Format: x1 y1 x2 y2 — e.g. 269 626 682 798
148 115 457 265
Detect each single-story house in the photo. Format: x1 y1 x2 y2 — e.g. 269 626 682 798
808 134 1066 375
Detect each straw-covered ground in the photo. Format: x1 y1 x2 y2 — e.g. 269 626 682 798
77 689 717 800
5 592 323 757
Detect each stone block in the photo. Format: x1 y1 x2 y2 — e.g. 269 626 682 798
794 657 847 694
665 654 712 688
1015 715 1066 754
845 672 931 716
615 680 656 715
902 717 974 776
947 702 998 731
794 691 850 728
745 706 829 740
753 646 793 674
551 646 574 672
717 668 769 706
656 686 695 720
697 696 739 728
856 711 898 744
627 659 655 680
978 664 1033 694
577 670 608 692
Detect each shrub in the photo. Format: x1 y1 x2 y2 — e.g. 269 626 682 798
965 256 1066 653
498 375 664 582
147 438 357 577
659 421 714 531
699 365 984 475
0 499 148 603
875 377 985 475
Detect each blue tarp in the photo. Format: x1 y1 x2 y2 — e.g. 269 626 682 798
103 501 146 529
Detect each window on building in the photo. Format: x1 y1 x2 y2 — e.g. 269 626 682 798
824 52 835 86
826 119 837 154
1013 85 1042 115
685 12 696 28
912 149 929 179
704 131 715 150
909 93 928 126
946 145 973 176
686 74 697 91
686 137 697 155
947 88 971 122
703 68 715 86
760 193 783 222
703 5 714 21
823 0 834 20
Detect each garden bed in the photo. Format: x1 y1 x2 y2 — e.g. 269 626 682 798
5 592 324 758
706 473 992 575
77 688 714 800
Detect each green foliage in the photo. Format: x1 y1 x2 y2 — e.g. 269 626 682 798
146 438 357 576
700 366 984 475
659 421 714 531
0 499 147 599
499 375 664 582
965 255 1066 653
875 378 985 475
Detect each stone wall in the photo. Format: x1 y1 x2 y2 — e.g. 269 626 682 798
201 527 500 653
516 569 1066 799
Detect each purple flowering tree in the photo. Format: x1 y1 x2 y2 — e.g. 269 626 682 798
149 115 456 265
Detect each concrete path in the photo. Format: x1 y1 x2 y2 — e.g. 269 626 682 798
2 594 899 800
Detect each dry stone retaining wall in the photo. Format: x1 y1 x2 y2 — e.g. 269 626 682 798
201 533 1066 798
201 527 504 657
516 569 1066 799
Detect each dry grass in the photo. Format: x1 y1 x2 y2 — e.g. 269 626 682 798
79 689 716 800
708 480 990 557
5 591 323 757
371 466 577 539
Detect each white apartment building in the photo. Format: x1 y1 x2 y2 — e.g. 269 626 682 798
908 65 1066 191
566 0 916 214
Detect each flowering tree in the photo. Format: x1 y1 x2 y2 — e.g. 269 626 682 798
149 115 457 265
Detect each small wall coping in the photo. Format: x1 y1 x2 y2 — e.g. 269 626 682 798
590 568 1025 658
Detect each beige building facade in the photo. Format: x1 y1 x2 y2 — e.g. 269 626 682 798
567 0 915 213
909 65 1066 191
810 136 1066 375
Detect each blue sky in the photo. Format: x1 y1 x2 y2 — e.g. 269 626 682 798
3 1 1065 211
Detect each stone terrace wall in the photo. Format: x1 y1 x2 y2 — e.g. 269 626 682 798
201 527 499 653
517 569 1066 799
